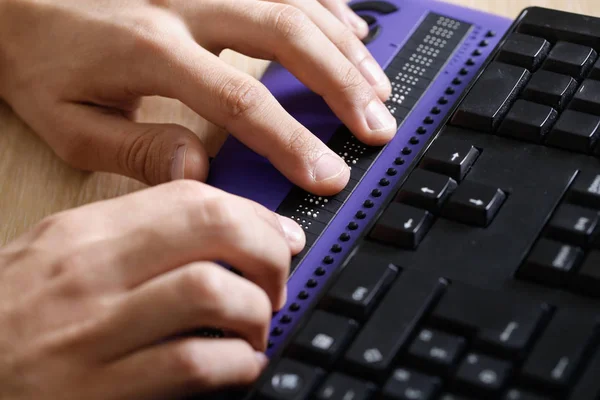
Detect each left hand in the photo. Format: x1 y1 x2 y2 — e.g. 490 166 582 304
316 0 370 38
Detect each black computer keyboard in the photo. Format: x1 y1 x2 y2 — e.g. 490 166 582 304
244 7 600 400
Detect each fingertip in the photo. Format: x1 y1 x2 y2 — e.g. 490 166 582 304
345 9 369 39
276 215 306 254
171 144 210 182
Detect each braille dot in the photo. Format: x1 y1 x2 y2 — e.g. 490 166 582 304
272 327 283 336
323 256 334 264
472 49 482 56
452 78 462 85
280 315 292 323
348 221 359 230
402 147 412 155
364 200 374 208
298 291 309 300
371 189 382 198
438 97 448 105
290 303 301 311
331 243 343 252
417 126 427 134
306 279 318 288
431 107 441 115
445 87 455 95
315 267 326 276
379 178 390 186
466 58 475 66
409 137 419 145
394 157 405 165
387 168 397 176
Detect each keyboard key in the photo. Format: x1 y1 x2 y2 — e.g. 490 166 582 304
521 309 599 392
570 79 600 116
439 395 471 400
521 70 578 110
546 110 600 153
542 41 597 78
497 100 558 143
519 239 584 286
258 358 324 400
343 270 447 378
288 311 358 367
567 170 600 209
429 282 549 359
381 368 441 400
315 373 375 400
454 353 512 396
590 58 600 80
419 138 480 181
503 389 550 400
407 328 466 375
320 255 397 321
369 203 434 249
349 1 398 14
451 62 530 132
544 203 600 246
495 33 551 70
570 250 600 297
396 169 457 214
568 347 600 400
441 181 506 227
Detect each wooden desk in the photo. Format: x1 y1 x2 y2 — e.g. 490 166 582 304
1 0 598 245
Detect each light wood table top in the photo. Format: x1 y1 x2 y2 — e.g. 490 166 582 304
1 0 598 245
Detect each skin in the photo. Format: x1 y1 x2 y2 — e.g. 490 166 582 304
0 0 396 398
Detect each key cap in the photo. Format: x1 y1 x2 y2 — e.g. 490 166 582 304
568 347 600 400
419 138 480 181
521 309 599 392
503 389 550 400
570 250 600 297
258 358 324 400
288 311 359 367
516 7 600 50
362 24 381 46
454 353 512 396
544 204 600 246
396 169 458 214
429 282 550 359
498 100 558 143
407 328 466 375
590 58 600 80
320 255 398 321
546 110 600 153
369 203 434 249
521 70 578 110
451 62 530 132
567 170 600 209
343 270 447 378
519 238 584 286
495 33 551 70
542 41 597 79
350 1 398 14
441 181 506 227
439 395 471 400
315 373 375 400
570 79 600 116
381 368 441 400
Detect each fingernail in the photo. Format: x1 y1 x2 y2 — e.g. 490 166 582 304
313 153 348 183
365 99 397 133
171 145 187 180
359 57 391 91
276 215 305 248
347 10 369 36
255 351 269 369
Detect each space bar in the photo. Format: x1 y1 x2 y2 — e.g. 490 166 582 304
343 268 447 379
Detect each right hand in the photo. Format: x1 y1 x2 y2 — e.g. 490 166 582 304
0 180 305 399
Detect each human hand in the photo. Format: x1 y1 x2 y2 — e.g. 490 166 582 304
0 0 394 197
0 179 305 399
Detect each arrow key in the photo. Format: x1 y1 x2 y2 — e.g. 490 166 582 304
396 169 458 214
369 203 434 249
420 138 480 181
442 181 507 227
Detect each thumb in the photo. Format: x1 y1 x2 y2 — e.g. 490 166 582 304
52 103 210 186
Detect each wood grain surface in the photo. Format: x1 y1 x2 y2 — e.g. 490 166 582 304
1 0 598 245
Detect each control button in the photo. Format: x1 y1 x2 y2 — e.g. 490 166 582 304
495 32 551 70
359 14 376 26
498 100 558 143
541 41 597 79
441 181 506 227
519 239 584 287
570 250 600 297
258 358 323 400
544 203 600 246
350 0 398 14
369 203 434 249
546 109 600 153
567 346 600 400
451 62 530 132
439 394 471 400
455 353 512 396
503 389 549 400
419 138 480 181
320 255 397 321
567 170 600 209
288 310 358 367
522 70 578 110
521 309 599 391
589 58 600 80
381 368 441 400
396 169 458 214
407 329 466 375
362 24 382 45
569 79 600 116
315 373 374 400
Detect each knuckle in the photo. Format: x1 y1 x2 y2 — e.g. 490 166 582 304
268 4 313 41
338 65 368 96
284 126 316 160
218 77 265 121
180 265 227 311
117 128 162 184
171 341 216 387
200 196 246 238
